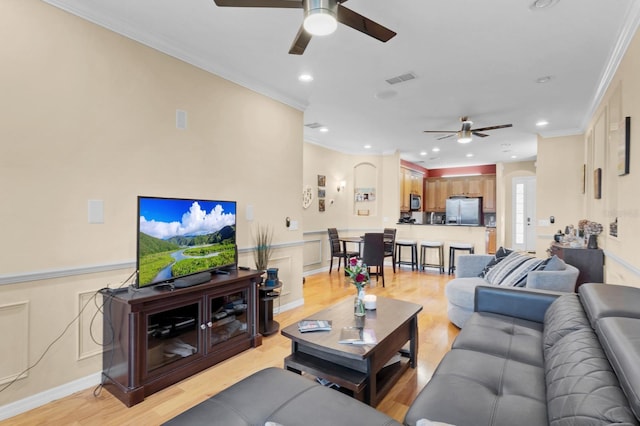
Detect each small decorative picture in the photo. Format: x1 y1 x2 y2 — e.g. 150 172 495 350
317 175 326 187
318 188 326 198
354 187 376 202
319 199 325 212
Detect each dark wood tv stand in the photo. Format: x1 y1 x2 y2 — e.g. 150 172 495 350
100 270 263 407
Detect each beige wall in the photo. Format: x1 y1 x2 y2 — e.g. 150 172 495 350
580 27 640 286
535 134 585 256
535 28 640 286
301 142 401 272
0 0 303 408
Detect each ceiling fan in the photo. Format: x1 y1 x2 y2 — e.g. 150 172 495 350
212 0 396 55
423 117 513 143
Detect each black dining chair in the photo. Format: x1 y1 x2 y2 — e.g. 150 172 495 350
362 232 385 287
328 228 358 273
383 228 397 273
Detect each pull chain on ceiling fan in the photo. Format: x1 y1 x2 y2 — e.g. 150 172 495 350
212 0 396 55
423 116 513 143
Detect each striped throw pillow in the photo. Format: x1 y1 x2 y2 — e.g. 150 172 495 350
485 251 545 287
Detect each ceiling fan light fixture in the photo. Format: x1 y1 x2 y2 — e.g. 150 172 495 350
457 130 472 144
303 0 338 36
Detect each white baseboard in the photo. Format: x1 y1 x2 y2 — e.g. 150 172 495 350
0 372 102 421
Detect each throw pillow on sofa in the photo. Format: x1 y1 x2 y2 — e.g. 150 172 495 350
484 251 545 287
477 246 513 278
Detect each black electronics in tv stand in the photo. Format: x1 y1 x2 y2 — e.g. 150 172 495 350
100 270 263 407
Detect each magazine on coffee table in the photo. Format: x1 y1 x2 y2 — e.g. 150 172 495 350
298 320 332 332
338 327 377 345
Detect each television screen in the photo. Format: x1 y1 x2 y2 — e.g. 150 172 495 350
136 196 237 288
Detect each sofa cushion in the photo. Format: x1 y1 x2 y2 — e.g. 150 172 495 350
545 328 638 425
405 349 548 426
163 367 400 426
444 277 487 309
597 317 640 420
453 312 544 367
485 252 545 287
478 246 512 278
580 283 640 327
542 294 591 350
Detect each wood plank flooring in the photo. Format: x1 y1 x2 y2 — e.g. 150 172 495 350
2 267 459 425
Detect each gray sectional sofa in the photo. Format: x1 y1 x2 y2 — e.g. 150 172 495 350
445 253 579 328
165 283 640 426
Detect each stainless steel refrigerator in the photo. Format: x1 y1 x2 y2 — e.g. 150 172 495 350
445 196 483 225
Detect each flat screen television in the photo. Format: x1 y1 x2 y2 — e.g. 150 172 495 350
136 196 237 289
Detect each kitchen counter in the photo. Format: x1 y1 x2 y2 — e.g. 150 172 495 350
392 224 489 269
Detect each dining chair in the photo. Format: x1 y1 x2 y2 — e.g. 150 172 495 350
327 228 358 273
362 232 385 287
383 228 397 273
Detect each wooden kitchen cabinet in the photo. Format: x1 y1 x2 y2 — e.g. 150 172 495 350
425 174 496 213
483 176 496 212
400 167 424 212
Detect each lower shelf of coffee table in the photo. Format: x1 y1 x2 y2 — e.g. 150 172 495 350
284 351 409 405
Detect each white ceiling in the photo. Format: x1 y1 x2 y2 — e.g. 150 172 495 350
45 0 640 168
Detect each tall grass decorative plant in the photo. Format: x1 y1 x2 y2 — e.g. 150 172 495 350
252 223 273 271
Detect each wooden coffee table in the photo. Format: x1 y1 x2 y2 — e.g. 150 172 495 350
281 296 423 406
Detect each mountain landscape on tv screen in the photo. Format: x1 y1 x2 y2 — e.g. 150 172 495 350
137 199 237 286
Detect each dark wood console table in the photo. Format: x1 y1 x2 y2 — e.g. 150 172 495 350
549 242 604 289
100 270 263 407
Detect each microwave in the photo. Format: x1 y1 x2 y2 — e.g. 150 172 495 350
410 194 421 211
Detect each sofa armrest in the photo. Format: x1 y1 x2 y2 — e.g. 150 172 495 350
526 264 579 292
455 254 493 278
474 285 563 323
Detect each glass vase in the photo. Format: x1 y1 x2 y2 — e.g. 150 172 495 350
354 287 366 317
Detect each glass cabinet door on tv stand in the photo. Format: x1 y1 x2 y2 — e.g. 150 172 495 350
145 300 203 380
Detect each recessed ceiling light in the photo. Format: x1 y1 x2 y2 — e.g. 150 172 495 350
319 127 329 133
536 75 552 84
420 151 427 156
466 153 474 158
298 73 314 82
529 0 560 11
432 147 440 152
511 155 518 159
536 120 549 127
364 144 372 149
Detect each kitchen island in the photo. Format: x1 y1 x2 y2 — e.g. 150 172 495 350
394 223 489 273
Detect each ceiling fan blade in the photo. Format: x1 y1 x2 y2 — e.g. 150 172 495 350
436 134 455 140
471 124 513 132
337 5 396 42
212 0 302 8
289 25 312 55
423 130 456 134
472 132 489 138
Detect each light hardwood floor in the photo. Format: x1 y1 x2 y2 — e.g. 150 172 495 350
2 267 459 425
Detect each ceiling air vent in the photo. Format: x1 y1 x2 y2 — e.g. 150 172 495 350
305 122 324 129
385 72 416 85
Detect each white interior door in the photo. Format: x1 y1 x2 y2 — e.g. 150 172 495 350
512 176 537 252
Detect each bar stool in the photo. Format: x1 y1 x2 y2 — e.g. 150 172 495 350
419 241 445 274
395 239 418 271
448 242 474 275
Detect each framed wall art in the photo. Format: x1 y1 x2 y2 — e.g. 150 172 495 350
594 168 602 199
317 174 326 187
618 116 631 176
